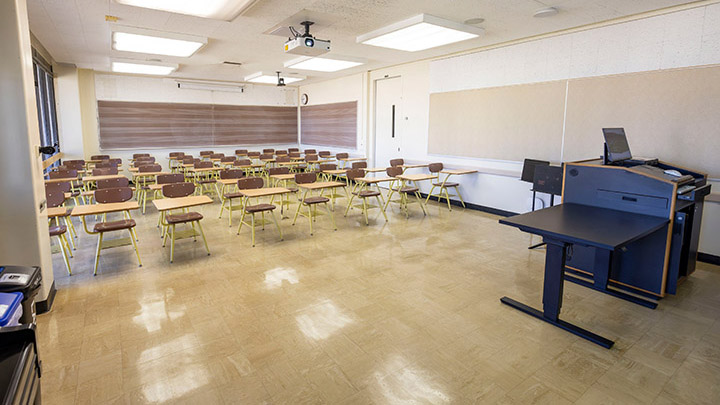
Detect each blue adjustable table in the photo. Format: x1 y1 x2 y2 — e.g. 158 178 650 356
499 203 669 348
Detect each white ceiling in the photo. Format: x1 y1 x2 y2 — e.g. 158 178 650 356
27 0 699 85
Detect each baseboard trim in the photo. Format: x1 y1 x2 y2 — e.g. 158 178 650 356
36 281 56 315
418 192 518 217
698 253 720 266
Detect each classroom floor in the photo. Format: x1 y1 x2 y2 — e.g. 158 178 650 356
38 195 720 404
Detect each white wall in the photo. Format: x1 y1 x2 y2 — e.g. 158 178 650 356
297 72 368 155
89 73 299 173
54 64 84 160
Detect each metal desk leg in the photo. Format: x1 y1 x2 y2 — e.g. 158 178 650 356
501 239 615 349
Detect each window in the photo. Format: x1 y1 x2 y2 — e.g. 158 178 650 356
32 50 59 161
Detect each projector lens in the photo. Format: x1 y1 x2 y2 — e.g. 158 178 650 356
305 38 314 47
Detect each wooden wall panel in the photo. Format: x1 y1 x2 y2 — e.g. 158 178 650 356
563 66 720 178
98 100 297 149
300 101 357 148
427 82 566 162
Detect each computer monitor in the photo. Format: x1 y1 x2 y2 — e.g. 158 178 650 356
602 128 632 163
521 158 550 183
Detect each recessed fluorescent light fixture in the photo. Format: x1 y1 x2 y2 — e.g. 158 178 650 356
113 0 260 21
111 60 178 76
284 56 364 72
244 71 305 84
357 14 484 52
112 27 206 57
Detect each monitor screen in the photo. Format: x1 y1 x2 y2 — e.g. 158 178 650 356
602 128 632 163
521 158 550 183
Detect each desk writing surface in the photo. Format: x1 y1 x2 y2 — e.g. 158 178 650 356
153 195 212 211
71 201 139 216
132 171 168 177
298 181 345 190
239 187 291 198
400 164 429 169
441 169 478 175
397 174 437 181
499 203 669 251
322 169 347 175
44 177 78 184
338 157 367 162
218 179 239 186
82 175 125 182
356 177 393 184
270 174 295 181
47 207 70 218
189 167 221 173
364 167 386 173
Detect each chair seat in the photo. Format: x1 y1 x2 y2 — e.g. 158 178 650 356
394 186 419 194
166 212 203 224
94 219 136 232
433 182 458 187
357 190 381 198
303 196 330 205
198 179 217 184
245 203 276 213
224 192 244 199
49 225 67 237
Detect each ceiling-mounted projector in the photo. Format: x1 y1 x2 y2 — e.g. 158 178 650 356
284 21 330 56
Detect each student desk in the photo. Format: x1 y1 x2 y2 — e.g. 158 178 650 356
429 169 477 211
499 203 669 348
297 181 347 207
236 187 291 245
337 157 366 168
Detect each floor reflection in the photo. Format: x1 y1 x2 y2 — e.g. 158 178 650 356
296 299 354 340
132 299 185 333
264 267 299 289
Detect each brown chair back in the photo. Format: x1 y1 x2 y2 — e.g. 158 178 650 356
220 169 245 179
319 163 337 171
194 161 213 169
91 154 109 160
275 150 288 156
235 149 247 155
157 174 185 184
139 164 162 173
95 162 116 169
49 169 77 179
162 182 195 198
45 181 70 194
276 156 290 163
221 156 236 163
169 152 183 158
63 161 84 170
234 159 252 167
336 153 349 159
428 162 444 173
305 154 319 162
237 177 264 190
318 151 331 158
133 153 150 159
346 168 365 181
92 167 118 175
289 152 301 158
210 153 224 159
386 166 402 177
268 167 290 176
45 188 66 208
134 157 155 166
247 151 261 158
95 187 133 203
109 158 122 166
352 161 367 169
260 153 274 160
294 172 317 184
262 148 275 154
304 149 317 154
182 156 194 164
389 158 404 167
200 151 213 156
97 177 130 189
288 147 300 152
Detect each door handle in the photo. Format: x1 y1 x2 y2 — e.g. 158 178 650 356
391 105 395 138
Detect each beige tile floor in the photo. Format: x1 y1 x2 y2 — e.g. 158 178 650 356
38 192 720 404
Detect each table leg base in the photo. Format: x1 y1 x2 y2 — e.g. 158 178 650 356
500 296 614 349
563 274 658 309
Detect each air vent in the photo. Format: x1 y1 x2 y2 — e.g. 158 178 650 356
223 61 243 66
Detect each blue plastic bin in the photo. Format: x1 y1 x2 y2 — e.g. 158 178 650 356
0 292 24 327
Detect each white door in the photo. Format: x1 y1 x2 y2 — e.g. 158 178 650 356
374 76 402 169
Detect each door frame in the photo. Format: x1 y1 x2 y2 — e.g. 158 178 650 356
372 75 402 169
